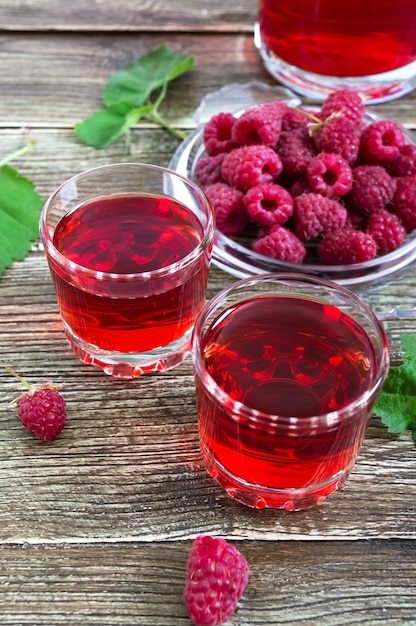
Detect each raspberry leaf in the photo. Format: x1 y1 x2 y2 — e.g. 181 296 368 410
374 334 416 440
75 45 195 148
103 45 194 108
0 164 42 277
75 103 153 148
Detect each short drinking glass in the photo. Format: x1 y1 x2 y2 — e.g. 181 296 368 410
255 0 416 103
40 163 215 378
192 273 390 511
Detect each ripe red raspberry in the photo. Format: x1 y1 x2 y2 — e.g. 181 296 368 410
184 535 249 626
313 115 360 164
318 228 377 264
196 153 226 188
281 106 310 131
306 152 353 198
202 112 237 156
277 128 316 177
349 165 396 213
288 175 311 197
221 145 282 191
294 193 347 241
359 119 405 164
392 175 416 232
388 144 416 177
204 182 248 235
232 100 287 148
243 182 294 228
253 224 306 264
8 369 67 440
320 89 365 129
366 209 406 254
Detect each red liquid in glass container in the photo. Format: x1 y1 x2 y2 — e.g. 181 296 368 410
258 0 416 77
197 296 376 494
52 194 209 353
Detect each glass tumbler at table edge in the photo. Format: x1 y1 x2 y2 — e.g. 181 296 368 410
191 273 390 511
255 0 416 103
40 162 215 379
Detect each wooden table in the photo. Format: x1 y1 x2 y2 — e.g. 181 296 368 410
1 3 415 624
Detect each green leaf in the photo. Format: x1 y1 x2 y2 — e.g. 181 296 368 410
75 45 194 148
103 45 195 108
75 103 152 148
0 165 42 277
374 334 416 440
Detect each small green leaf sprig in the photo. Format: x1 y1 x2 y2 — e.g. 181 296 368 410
0 138 43 277
374 334 416 440
75 45 195 148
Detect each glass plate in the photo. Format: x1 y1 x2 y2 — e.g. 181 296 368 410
168 82 416 288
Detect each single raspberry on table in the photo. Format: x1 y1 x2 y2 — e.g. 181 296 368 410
221 145 282 191
349 164 396 213
202 112 238 156
294 193 347 241
313 114 360 164
392 175 416 232
232 100 287 148
366 209 406 254
196 153 226 188
184 535 249 626
318 228 377 264
306 152 353 198
243 182 294 228
320 89 365 129
277 128 316 177
253 224 306 264
359 119 405 164
7 368 67 440
204 182 248 235
388 144 416 177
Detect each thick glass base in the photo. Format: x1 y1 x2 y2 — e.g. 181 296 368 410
64 326 193 379
254 23 416 104
202 448 352 511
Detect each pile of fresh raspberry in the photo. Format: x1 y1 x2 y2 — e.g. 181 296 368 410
196 88 415 265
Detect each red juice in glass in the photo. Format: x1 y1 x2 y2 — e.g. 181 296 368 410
256 0 416 102
40 163 214 378
52 194 208 353
192 276 389 510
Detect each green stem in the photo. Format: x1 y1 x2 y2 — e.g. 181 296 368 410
148 84 187 140
5 367 32 391
0 138 37 168
149 109 187 140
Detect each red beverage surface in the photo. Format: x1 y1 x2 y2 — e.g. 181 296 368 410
51 194 209 352
258 0 416 77
196 296 376 494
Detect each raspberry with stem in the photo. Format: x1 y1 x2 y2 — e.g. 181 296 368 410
7 367 67 441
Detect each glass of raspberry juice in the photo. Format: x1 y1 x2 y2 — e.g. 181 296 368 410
255 0 416 103
40 163 215 378
192 273 389 510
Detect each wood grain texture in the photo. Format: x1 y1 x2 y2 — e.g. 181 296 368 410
1 540 415 625
1 13 416 624
0 0 257 32
1 33 416 130
0 255 415 543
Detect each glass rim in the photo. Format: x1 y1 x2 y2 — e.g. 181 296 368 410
39 162 215 282
191 271 390 426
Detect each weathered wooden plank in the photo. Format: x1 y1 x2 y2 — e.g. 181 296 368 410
0 540 415 625
0 0 257 32
0 256 415 542
1 33 416 130
0 32 265 127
